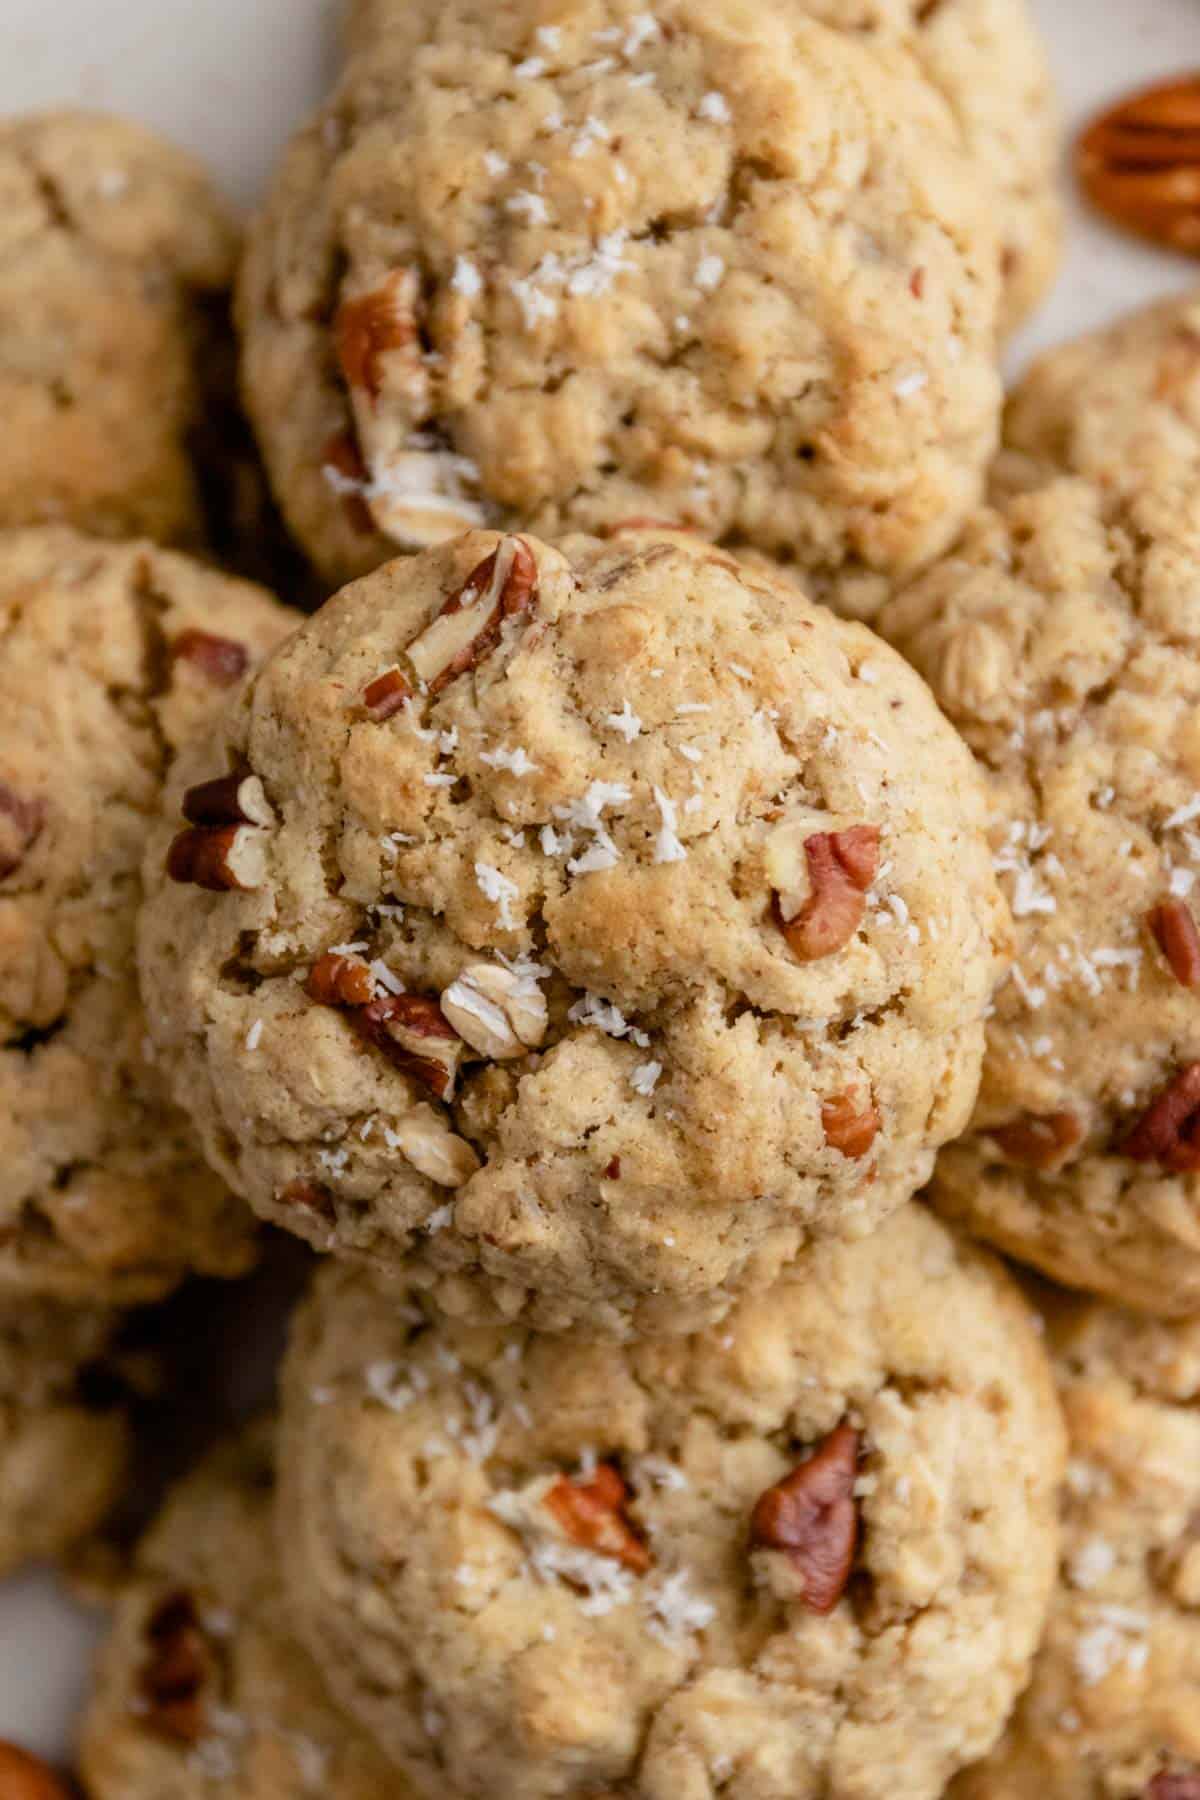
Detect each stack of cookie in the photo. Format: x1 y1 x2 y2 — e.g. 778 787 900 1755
1 2 1198 1798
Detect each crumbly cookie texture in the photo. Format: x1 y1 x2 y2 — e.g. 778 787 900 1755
793 0 1059 333
278 1207 1064 1800
79 1423 402 1800
0 1297 128 1579
341 0 1057 334
0 527 297 1302
952 1292 1200 1800
141 528 1006 1338
0 110 238 546
241 0 1002 592
879 475 1200 1315
996 288 1200 506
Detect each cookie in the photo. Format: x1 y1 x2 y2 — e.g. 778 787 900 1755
879 475 1200 1315
0 111 238 548
0 527 296 1302
997 289 1200 506
795 0 1059 332
0 1297 128 1579
241 0 1002 592
953 1291 1200 1800
140 527 1006 1337
277 1205 1064 1800
78 1423 401 1799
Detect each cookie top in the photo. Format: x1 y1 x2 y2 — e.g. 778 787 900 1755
879 475 1200 1315
0 527 296 1302
141 528 1005 1337
751 0 1061 332
277 1205 1064 1800
953 1293 1200 1800
79 1423 402 1800
997 289 1200 506
241 0 1002 591
0 110 238 547
0 1297 128 1579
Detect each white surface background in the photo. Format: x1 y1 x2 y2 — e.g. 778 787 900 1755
0 0 1196 1765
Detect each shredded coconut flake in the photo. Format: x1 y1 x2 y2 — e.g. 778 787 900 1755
631 1060 663 1096
698 91 731 123
475 861 520 928
652 787 687 864
605 699 642 742
451 256 483 298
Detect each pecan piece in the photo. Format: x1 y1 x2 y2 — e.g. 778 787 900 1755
440 961 548 1060
321 430 376 536
0 1744 71 1800
1121 1064 1200 1171
277 1178 336 1222
0 784 44 880
990 1111 1082 1171
776 827 880 962
1149 898 1200 987
1077 76 1200 256
821 1093 879 1159
170 629 250 687
165 824 269 892
335 269 420 404
353 994 464 1100
181 770 274 830
750 1423 861 1613
306 951 376 1009
407 536 538 697
544 1463 651 1573
362 665 413 722
139 1590 214 1744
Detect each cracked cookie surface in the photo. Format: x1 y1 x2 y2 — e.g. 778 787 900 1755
996 289 1200 508
241 0 1002 592
79 1422 402 1800
879 475 1200 1314
0 1296 128 1578
140 528 1005 1337
277 1207 1064 1800
0 110 238 547
953 1291 1200 1800
0 527 296 1301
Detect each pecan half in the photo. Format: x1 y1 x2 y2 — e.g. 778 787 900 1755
0 1744 71 1800
181 770 275 830
407 537 538 697
990 1111 1083 1171
1147 1775 1200 1800
776 827 880 962
1077 76 1200 256
335 269 420 404
354 994 464 1099
165 824 269 892
277 1178 336 1222
170 629 250 687
1121 1065 1200 1171
321 430 376 536
821 1093 879 1159
306 951 376 1009
1149 898 1200 987
0 784 44 880
750 1423 861 1613
440 962 548 1060
139 1590 214 1744
544 1464 651 1573
362 666 413 722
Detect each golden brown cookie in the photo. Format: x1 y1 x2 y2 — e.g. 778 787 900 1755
242 0 1002 591
953 1291 1200 1800
79 1423 402 1799
140 528 1005 1337
880 474 1200 1315
0 527 296 1302
276 1207 1064 1800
